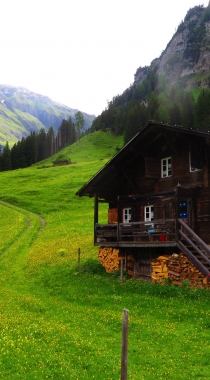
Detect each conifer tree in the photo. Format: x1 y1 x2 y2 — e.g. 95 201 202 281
2 142 12 171
0 146 2 171
124 105 142 144
75 111 84 141
195 89 210 131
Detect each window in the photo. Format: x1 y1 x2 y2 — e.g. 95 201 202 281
123 208 131 223
144 205 154 223
189 148 202 172
161 157 171 178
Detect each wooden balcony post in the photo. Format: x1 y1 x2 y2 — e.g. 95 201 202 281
117 196 120 241
94 193 99 244
175 197 179 241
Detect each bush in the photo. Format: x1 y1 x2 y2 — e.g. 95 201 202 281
52 154 71 166
80 258 106 275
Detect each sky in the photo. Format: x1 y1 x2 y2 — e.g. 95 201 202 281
0 0 209 116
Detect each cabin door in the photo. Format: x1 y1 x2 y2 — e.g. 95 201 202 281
134 252 151 278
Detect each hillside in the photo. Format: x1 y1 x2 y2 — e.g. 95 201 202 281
0 131 210 379
0 85 95 147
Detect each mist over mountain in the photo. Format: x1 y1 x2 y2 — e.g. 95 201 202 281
0 85 95 147
91 4 210 143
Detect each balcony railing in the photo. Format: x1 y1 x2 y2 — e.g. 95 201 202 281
95 219 176 245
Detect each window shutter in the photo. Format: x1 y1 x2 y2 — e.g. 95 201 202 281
108 208 118 224
145 157 160 178
153 203 164 220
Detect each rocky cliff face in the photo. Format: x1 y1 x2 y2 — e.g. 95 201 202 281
135 5 210 90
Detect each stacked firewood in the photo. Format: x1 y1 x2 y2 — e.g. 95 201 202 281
98 248 134 274
168 253 210 288
98 247 121 272
151 255 170 283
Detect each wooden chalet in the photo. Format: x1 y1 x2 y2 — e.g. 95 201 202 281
77 121 210 283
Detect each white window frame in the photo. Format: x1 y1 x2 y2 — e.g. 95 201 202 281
144 205 154 226
161 157 172 178
123 208 131 223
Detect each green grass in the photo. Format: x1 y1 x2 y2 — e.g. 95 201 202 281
0 202 27 252
0 131 210 379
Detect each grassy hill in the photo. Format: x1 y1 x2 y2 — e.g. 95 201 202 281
0 102 45 144
0 131 210 379
0 85 95 147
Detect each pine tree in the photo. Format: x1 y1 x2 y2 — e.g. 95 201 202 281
124 105 142 144
0 145 2 171
195 89 210 131
154 104 170 124
37 128 47 161
47 126 55 157
2 142 12 171
75 111 84 141
11 143 19 169
181 92 195 129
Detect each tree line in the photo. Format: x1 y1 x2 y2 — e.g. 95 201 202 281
0 111 84 171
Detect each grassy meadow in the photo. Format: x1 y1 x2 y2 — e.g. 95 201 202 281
0 131 210 379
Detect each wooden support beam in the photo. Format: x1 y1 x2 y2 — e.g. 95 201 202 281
117 196 121 241
94 193 98 244
144 133 162 149
204 164 208 188
122 171 138 193
162 132 178 155
111 164 135 172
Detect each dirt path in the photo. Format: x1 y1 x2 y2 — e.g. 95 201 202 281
0 200 45 251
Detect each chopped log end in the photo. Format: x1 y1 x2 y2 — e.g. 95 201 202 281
98 248 134 274
152 253 210 288
167 252 210 288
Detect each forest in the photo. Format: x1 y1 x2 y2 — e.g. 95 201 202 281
89 69 210 144
0 112 85 171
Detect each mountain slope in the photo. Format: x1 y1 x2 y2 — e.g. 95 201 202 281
135 5 210 89
0 85 95 147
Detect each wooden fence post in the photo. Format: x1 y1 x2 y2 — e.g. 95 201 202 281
121 308 129 380
78 248 81 271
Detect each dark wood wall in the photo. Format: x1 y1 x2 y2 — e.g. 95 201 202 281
105 135 210 243
120 151 205 198
196 188 210 242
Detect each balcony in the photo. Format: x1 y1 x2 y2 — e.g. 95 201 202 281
95 219 177 247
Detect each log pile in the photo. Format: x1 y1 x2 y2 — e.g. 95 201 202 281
168 253 210 288
99 248 210 287
98 247 120 272
98 248 134 274
151 255 170 283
